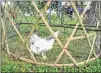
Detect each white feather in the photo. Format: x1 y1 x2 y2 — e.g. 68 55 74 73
30 33 41 45
30 31 60 56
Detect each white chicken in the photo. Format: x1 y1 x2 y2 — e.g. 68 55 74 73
30 31 60 59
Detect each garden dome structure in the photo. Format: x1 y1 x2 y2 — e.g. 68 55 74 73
1 0 101 67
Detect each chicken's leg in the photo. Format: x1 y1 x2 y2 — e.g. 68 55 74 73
42 53 47 60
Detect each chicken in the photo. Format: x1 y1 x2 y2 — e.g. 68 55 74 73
30 31 60 59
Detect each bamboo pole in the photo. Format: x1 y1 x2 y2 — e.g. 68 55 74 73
99 1 101 21
64 23 79 49
9 50 101 67
86 21 100 64
1 19 6 49
85 35 97 64
7 16 37 63
70 1 97 59
2 18 10 54
5 37 10 55
66 32 96 41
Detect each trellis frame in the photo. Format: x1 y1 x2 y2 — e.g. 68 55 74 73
1 0 101 67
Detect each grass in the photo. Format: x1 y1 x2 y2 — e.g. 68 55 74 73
1 50 101 72
1 15 101 72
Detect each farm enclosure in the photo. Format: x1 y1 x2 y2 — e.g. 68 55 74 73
1 0 101 68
